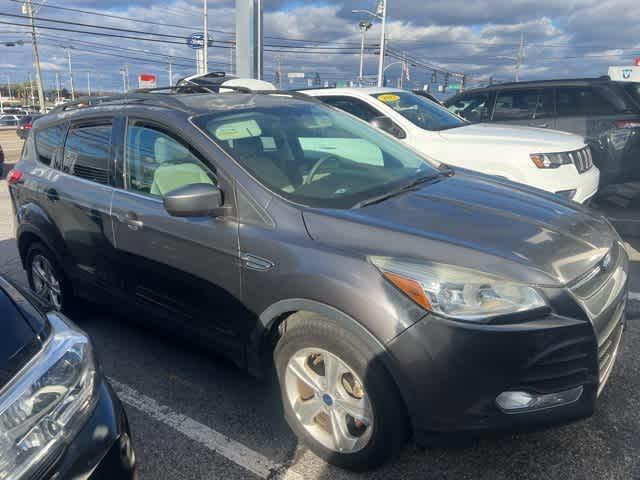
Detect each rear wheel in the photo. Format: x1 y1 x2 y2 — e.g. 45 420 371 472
274 312 408 471
26 242 72 312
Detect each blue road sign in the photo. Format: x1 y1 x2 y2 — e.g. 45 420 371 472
187 33 205 50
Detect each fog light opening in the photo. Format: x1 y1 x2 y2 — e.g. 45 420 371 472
556 189 577 200
495 386 584 414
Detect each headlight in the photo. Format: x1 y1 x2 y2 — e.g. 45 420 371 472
370 257 547 322
0 313 97 480
530 152 572 169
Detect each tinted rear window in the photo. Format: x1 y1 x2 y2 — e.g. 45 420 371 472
557 85 640 116
35 124 67 166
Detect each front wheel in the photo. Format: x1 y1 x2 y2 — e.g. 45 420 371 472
274 312 408 471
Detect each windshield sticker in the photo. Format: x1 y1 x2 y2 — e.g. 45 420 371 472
214 120 262 140
377 93 401 103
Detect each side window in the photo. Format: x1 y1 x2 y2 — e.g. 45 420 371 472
62 124 112 185
493 89 545 121
319 96 382 123
35 124 66 166
125 123 216 198
557 86 634 116
448 93 491 122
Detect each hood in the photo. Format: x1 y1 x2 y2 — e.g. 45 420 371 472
439 123 585 152
303 171 617 287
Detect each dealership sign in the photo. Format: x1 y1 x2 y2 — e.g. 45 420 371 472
608 66 640 82
138 74 157 89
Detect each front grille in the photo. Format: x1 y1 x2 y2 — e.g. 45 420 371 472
597 301 625 395
518 338 593 394
571 146 593 174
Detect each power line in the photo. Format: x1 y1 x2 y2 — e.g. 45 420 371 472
8 0 365 46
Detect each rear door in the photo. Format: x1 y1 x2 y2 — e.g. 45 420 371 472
491 88 555 128
54 119 118 292
110 118 243 355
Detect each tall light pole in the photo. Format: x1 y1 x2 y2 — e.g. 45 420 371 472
66 48 76 100
168 56 173 86
55 72 60 103
24 0 46 112
352 0 388 88
358 21 372 86
87 71 91 97
515 32 525 82
203 0 209 73
6 75 12 99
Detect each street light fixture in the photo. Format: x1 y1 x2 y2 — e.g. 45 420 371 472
358 21 372 86
352 0 387 88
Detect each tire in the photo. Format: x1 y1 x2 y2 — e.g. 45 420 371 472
25 242 73 313
274 312 408 471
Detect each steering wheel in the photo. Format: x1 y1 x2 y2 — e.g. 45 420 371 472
304 154 340 185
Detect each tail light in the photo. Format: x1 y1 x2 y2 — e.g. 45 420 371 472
24 123 33 129
7 169 23 185
614 120 640 129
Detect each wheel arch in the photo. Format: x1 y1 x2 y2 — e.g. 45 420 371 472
249 298 415 435
16 203 68 272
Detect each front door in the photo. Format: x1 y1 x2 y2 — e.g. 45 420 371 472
111 119 244 355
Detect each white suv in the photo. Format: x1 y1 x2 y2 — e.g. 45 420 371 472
304 87 600 203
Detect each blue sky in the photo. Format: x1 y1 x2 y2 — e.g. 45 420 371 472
1 0 639 94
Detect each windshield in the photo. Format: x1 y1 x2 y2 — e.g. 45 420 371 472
193 101 440 209
371 91 467 131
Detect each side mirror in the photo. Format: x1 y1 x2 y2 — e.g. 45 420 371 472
369 116 406 139
163 183 230 218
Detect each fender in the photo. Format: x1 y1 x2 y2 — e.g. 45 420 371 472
16 202 70 274
248 298 416 425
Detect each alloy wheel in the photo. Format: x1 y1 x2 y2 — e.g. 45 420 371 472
31 254 63 310
284 348 374 454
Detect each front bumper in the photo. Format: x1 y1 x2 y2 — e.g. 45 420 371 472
41 379 137 480
387 281 626 444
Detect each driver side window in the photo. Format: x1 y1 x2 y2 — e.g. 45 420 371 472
125 123 216 198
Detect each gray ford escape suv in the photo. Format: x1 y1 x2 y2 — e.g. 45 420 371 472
8 88 628 471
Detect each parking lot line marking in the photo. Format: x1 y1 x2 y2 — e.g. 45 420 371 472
109 378 300 479
629 292 640 301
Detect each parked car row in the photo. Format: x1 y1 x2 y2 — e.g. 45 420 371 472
6 79 628 471
303 87 599 204
444 78 640 188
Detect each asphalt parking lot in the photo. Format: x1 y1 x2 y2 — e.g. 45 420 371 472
1 128 640 479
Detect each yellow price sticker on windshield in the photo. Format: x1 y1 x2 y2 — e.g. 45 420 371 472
377 93 401 103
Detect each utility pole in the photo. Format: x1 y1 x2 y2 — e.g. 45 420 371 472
66 48 76 100
376 0 387 88
228 46 234 74
275 56 283 89
203 0 209 73
358 21 372 86
24 0 46 112
168 56 173 86
27 72 35 105
515 32 525 82
55 72 60 103
87 72 91 97
6 76 12 99
120 68 127 93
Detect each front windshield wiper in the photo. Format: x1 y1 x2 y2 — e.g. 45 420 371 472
352 172 446 209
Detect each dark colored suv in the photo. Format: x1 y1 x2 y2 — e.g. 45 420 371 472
445 79 640 187
8 88 628 470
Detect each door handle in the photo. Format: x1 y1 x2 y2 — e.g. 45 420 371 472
116 212 144 231
45 188 59 201
529 122 549 128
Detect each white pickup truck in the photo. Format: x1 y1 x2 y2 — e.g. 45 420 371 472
304 87 600 203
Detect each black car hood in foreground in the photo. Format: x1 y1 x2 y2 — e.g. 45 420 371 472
0 284 44 389
303 171 618 287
